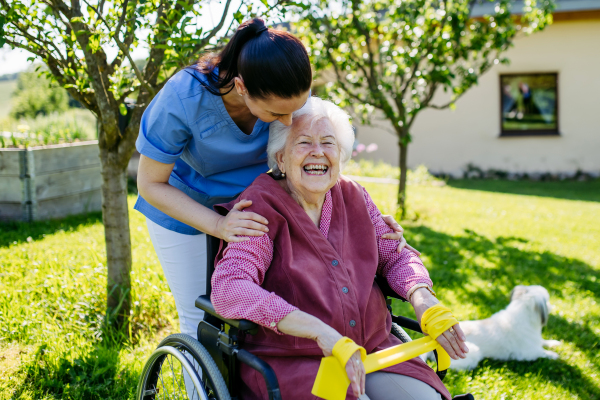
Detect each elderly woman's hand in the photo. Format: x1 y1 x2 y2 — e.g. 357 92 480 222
277 310 366 396
380 215 421 255
410 288 469 360
315 325 365 397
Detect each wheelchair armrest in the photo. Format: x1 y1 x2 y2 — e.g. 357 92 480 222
375 275 408 302
195 295 259 333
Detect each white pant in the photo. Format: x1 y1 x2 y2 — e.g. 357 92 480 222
146 218 207 339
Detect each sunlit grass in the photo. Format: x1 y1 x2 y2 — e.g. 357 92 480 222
1 179 599 399
0 205 177 399
372 182 600 399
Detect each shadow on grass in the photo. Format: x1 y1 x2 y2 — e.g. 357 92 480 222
13 342 137 400
0 211 102 248
407 226 600 307
474 356 600 399
447 179 600 203
546 314 600 369
398 226 600 397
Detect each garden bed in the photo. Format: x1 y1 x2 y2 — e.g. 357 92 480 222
0 140 102 222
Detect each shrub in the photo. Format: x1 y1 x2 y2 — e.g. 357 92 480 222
0 109 97 148
10 72 69 119
343 159 445 186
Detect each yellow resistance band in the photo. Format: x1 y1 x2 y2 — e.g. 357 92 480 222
311 304 458 400
421 304 458 340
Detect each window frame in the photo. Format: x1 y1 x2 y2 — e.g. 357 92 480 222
499 72 560 137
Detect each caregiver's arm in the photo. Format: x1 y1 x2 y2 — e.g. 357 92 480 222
137 155 269 241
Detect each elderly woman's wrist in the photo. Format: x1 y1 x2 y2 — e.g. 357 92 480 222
410 287 439 308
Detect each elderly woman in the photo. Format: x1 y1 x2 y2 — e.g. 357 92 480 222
211 98 468 400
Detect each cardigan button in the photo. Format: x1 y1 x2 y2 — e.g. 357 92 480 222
349 320 356 327
342 287 349 294
332 260 339 266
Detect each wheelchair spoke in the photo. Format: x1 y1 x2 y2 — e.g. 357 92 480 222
192 384 197 400
181 348 205 400
139 336 228 400
158 359 174 400
166 354 184 398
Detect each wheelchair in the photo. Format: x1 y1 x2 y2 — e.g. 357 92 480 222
137 235 474 400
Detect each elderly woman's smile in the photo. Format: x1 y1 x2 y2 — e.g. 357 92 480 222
303 164 328 175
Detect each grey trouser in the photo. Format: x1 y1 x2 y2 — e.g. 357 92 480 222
361 372 444 400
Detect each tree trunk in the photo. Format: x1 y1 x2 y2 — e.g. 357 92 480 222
397 139 408 219
99 147 132 330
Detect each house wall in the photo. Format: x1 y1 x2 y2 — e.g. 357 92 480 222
354 18 600 176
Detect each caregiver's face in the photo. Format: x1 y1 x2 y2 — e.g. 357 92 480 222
278 116 341 197
245 91 310 126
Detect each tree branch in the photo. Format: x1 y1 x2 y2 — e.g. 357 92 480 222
113 0 130 37
109 0 139 72
4 37 98 113
82 0 154 97
429 90 466 109
350 0 378 88
192 0 232 52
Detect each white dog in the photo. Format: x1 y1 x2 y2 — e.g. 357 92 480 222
425 285 561 370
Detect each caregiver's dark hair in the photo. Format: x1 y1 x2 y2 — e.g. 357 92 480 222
186 18 312 99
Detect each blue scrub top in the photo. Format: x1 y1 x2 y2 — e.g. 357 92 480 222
134 69 270 235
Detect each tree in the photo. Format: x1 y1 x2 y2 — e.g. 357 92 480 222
0 0 292 329
302 0 554 216
11 70 69 118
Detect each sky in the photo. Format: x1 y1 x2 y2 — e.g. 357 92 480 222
0 46 152 75
0 0 249 76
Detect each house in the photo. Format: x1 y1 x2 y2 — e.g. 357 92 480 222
355 0 600 177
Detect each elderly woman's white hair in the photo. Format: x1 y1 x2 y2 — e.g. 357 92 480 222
268 97 355 177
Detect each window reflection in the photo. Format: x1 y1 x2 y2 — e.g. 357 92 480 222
501 73 558 135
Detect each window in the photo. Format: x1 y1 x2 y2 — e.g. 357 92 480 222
500 73 559 136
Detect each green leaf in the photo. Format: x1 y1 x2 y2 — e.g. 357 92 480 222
119 103 128 116
0 16 5 47
233 11 243 23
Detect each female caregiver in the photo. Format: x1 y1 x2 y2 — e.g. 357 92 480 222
135 18 413 339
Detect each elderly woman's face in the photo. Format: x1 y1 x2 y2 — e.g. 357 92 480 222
277 116 341 197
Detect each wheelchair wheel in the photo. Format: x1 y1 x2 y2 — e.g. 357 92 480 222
391 322 413 343
137 333 231 400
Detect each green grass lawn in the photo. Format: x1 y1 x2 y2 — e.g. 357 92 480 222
1 180 599 399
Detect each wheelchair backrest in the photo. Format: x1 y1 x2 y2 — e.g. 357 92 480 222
206 235 222 296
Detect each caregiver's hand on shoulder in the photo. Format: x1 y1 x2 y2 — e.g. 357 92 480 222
216 200 269 242
411 288 469 360
380 215 421 255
